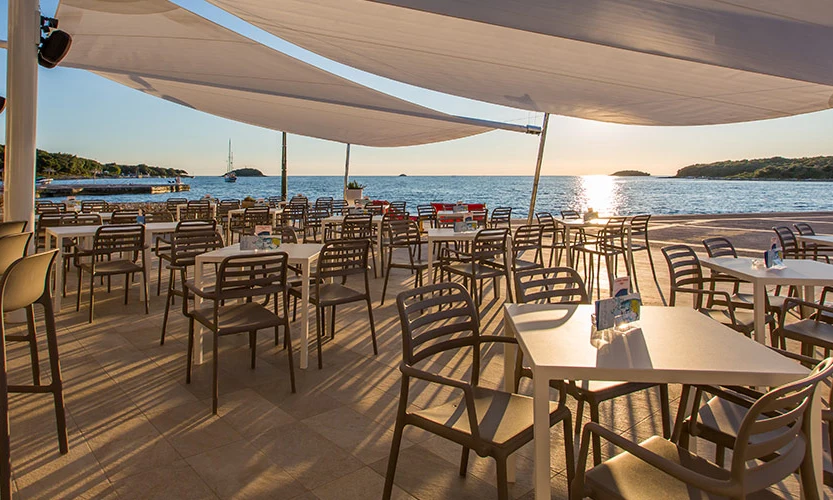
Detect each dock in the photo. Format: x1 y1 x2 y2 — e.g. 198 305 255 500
36 182 190 198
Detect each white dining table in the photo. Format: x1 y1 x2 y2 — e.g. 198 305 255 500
192 243 321 369
797 234 833 259
503 303 818 499
700 257 833 344
45 221 179 310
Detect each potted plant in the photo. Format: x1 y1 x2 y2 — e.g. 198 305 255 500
242 195 257 208
344 180 366 204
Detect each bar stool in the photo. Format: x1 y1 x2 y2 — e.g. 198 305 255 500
0 250 68 499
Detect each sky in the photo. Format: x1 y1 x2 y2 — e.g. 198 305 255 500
1 0 832 177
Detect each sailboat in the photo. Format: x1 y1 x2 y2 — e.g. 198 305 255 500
224 139 237 183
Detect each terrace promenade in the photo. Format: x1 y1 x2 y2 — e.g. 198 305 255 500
5 211 833 499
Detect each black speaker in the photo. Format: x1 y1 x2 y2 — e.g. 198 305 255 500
38 30 72 69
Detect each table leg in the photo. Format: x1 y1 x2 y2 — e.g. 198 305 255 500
564 226 573 267
376 220 384 271
533 370 551 499
141 235 150 302
300 259 311 370
194 261 205 364
427 237 435 284
47 235 62 310
753 283 767 344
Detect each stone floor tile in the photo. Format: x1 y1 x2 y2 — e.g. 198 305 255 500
311 466 416 500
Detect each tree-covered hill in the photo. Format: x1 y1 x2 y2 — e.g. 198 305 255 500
676 156 833 179
0 145 189 178
226 167 265 177
611 170 650 176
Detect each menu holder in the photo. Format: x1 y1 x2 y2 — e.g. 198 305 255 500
136 215 146 224
453 204 468 213
453 217 478 233
764 246 785 269
254 225 280 250
592 288 642 349
240 235 257 251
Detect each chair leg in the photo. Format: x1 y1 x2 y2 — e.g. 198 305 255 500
589 403 602 466
316 306 324 370
495 457 509 500
562 412 575 495
459 447 469 477
41 300 68 455
366 298 379 355
383 419 406 500
212 332 220 414
76 267 83 312
157 256 163 296
142 266 150 314
161 280 175 346
574 398 585 436
250 331 257 369
659 384 671 439
380 260 392 306
330 305 336 340
88 271 95 323
186 317 194 384
283 301 296 393
123 272 131 305
25 305 41 385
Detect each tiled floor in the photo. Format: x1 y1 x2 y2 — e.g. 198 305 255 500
6 213 833 499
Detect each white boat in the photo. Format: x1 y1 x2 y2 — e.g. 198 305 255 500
224 139 237 183
36 177 53 186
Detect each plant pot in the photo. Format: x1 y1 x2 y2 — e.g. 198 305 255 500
242 200 255 208
344 188 363 204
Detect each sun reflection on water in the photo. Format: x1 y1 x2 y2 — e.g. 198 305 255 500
574 175 623 215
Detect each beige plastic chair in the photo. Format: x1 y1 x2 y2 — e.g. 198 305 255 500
513 267 670 466
380 220 427 305
383 282 575 500
184 252 296 413
0 250 67 500
571 357 833 500
536 211 567 267
0 221 27 237
489 206 512 228
74 224 148 323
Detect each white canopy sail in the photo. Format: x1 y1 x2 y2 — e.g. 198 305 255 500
207 0 833 126
54 0 527 147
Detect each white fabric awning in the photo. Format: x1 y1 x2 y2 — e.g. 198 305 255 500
54 0 526 147
206 0 833 126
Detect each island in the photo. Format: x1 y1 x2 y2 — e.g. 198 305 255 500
225 167 265 177
611 170 650 177
676 155 833 180
0 145 189 178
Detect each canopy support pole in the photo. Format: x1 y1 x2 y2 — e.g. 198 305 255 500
4 0 38 239
280 132 287 201
527 113 549 224
342 143 351 200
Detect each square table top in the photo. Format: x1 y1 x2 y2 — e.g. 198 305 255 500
797 234 833 246
195 243 322 264
555 217 629 228
322 215 383 223
45 222 178 238
504 303 808 387
426 228 484 241
700 257 833 287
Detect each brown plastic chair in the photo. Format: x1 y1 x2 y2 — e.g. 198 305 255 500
440 228 512 308
166 197 188 217
627 214 664 303
794 222 832 262
340 213 378 277
75 224 149 323
511 224 544 272
143 211 174 223
380 220 427 305
383 282 575 500
110 209 141 224
772 291 833 354
416 204 437 231
216 199 241 227
0 221 27 237
181 201 212 222
156 220 218 295
159 228 224 345
561 209 581 220
573 217 629 300
288 239 377 369
513 267 670 466
331 199 348 216
285 203 307 230
489 206 512 228
0 250 68 500
304 208 329 243
773 225 800 259
661 244 772 338
536 211 567 267
389 201 406 213
230 207 270 243
571 357 833 500
184 252 296 413
80 200 107 213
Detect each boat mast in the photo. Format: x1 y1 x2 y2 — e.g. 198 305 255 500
227 139 233 174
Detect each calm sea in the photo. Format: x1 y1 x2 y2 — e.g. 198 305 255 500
49 176 833 217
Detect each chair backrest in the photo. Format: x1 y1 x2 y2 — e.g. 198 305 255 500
93 225 145 256
306 208 330 225
661 244 704 306
0 249 58 313
74 214 102 226
143 211 174 223
535 212 556 228
416 204 436 220
176 219 216 231
702 237 737 258
217 200 241 217
215 252 288 302
513 224 543 254
561 209 581 219
111 209 141 225
317 239 369 280
314 197 334 210
773 226 799 257
243 207 270 228
514 267 589 304
383 210 410 226
387 220 421 248
279 226 298 243
389 201 407 213
629 214 651 237
36 203 61 214
0 233 32 276
793 222 815 236
81 200 107 213
396 282 481 371
38 213 75 230
0 221 28 236
342 213 373 239
180 205 212 221
287 203 306 221
729 357 833 494
490 207 512 226
331 200 348 215
472 228 509 260
166 198 188 213
366 204 384 216
170 229 223 267
596 217 627 250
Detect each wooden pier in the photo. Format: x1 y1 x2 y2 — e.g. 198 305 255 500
35 182 190 198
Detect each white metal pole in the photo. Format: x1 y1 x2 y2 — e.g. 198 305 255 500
342 143 351 200
527 113 550 224
4 0 39 238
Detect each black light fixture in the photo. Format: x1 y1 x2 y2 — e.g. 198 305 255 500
38 16 72 69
